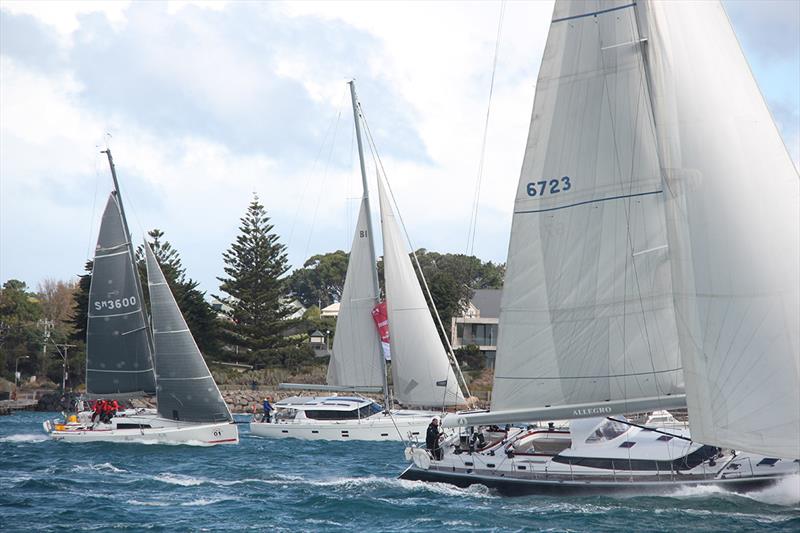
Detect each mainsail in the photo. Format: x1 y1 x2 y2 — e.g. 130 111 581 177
85 193 156 398
489 0 685 422
377 177 464 407
144 242 232 423
327 198 384 388
640 0 800 459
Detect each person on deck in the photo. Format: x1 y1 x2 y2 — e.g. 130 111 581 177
91 400 104 423
262 397 274 423
426 418 443 460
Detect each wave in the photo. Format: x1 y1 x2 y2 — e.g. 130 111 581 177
668 474 800 507
73 462 128 475
0 433 48 443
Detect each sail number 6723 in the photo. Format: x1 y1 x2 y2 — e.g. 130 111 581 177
526 176 571 197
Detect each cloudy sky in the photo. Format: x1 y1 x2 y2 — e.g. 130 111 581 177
1 0 798 296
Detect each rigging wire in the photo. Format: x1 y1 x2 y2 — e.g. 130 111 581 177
357 102 472 404
465 0 506 258
303 102 345 261
286 85 349 253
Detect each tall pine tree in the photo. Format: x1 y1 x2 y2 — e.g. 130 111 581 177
216 195 300 366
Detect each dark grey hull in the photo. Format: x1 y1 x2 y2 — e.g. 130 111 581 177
399 465 783 497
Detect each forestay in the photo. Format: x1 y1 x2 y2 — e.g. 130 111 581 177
85 193 156 398
144 242 232 423
327 199 384 388
377 178 464 407
640 0 800 459
489 0 684 421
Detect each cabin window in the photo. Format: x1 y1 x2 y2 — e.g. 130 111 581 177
757 458 780 467
585 419 629 443
619 441 636 448
657 435 674 442
116 423 152 429
304 407 368 420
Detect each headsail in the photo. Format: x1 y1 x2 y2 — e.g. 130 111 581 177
144 242 232 423
640 0 800 459
327 198 384 388
377 177 464 407
85 193 156 398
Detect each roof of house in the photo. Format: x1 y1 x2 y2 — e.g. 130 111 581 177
470 289 502 319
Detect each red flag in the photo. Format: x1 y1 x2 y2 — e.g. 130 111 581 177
371 301 391 361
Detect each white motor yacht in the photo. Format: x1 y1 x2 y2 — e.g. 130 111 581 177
250 395 439 442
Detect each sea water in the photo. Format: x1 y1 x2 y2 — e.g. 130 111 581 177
1 412 798 532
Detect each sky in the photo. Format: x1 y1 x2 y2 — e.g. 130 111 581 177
1 0 798 296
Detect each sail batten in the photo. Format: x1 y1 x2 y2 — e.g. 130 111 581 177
144 242 232 424
85 193 156 398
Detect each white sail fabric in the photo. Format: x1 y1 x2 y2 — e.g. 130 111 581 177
377 178 464 407
85 193 156 398
327 199 384 388
144 242 232 423
491 0 684 418
640 1 800 459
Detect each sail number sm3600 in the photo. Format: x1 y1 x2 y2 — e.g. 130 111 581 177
94 296 137 311
526 176 571 197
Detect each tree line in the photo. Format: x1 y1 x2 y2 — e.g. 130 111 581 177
0 194 504 388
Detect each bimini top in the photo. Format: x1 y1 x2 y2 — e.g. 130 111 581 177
274 396 375 412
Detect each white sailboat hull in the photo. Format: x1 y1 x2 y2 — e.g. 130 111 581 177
43 414 239 445
400 423 799 495
250 410 437 442
399 463 792 496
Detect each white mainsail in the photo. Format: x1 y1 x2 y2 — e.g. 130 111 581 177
640 1 800 459
327 198 384 388
487 0 685 422
377 177 464 407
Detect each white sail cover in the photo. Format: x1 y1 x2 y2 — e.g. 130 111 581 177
327 198 384 388
377 178 464 407
85 193 156 398
144 242 232 423
640 1 800 459
491 0 684 418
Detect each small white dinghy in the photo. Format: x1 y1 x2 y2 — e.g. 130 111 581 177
45 150 237 445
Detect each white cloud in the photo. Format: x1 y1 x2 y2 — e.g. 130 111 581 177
1 0 797 296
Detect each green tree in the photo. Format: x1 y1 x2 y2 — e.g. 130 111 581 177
70 261 92 346
454 344 485 371
288 250 349 308
0 280 44 381
135 229 222 357
216 195 298 366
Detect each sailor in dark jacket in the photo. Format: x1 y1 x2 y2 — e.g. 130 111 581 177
426 418 443 460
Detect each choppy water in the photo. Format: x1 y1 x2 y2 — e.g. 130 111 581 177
1 412 798 532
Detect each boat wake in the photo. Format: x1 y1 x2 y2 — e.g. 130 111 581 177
667 474 800 507
0 433 48 443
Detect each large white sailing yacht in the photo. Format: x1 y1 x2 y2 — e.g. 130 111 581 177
250 82 466 441
401 0 799 492
44 150 238 445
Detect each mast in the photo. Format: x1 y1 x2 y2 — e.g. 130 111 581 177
349 80 391 408
100 148 157 373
